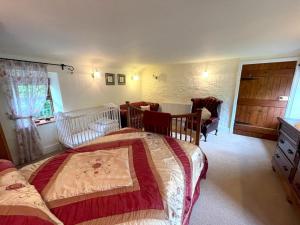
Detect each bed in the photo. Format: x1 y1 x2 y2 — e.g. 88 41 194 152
0 129 207 225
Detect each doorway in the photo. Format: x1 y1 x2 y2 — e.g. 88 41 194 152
233 61 297 140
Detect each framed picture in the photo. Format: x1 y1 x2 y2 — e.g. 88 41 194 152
117 74 126 85
105 73 115 85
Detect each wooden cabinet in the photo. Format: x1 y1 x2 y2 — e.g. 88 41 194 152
294 164 300 197
0 123 11 160
272 117 300 205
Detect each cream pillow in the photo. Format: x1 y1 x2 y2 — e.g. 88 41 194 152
201 107 211 120
140 105 151 111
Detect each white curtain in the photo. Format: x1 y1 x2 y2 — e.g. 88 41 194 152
0 60 48 164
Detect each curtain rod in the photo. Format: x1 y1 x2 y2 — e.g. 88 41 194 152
0 57 75 73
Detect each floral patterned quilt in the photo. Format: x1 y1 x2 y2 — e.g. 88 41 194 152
16 130 207 225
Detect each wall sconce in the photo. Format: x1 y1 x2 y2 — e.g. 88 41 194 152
131 75 140 81
153 73 160 79
91 70 101 79
202 70 209 78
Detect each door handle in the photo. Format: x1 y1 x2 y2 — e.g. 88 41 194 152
278 96 289 101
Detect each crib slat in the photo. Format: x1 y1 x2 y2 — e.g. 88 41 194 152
184 118 188 141
180 117 182 140
190 116 193 143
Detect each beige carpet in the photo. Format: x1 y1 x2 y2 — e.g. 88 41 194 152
190 133 300 225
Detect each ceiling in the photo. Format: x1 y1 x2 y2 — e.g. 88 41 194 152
0 0 300 66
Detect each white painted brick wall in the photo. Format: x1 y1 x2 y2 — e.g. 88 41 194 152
140 59 239 131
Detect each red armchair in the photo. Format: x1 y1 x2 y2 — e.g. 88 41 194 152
190 97 223 142
120 101 160 127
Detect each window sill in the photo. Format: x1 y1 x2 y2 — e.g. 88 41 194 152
35 117 55 126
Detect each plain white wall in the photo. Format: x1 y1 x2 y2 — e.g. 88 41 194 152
50 65 142 111
287 62 300 119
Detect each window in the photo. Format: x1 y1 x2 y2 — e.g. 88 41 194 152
17 78 54 122
39 98 54 119
38 79 54 119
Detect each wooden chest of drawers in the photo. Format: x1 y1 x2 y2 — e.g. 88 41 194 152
272 117 300 205
294 163 300 197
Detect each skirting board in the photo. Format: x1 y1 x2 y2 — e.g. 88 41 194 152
42 142 61 154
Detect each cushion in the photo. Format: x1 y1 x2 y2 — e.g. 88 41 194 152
0 159 27 187
201 107 211 120
140 105 151 111
0 160 62 225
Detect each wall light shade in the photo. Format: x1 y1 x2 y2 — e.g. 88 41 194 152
132 75 140 81
202 71 209 78
92 70 101 79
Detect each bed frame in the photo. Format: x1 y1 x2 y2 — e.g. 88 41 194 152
126 102 202 145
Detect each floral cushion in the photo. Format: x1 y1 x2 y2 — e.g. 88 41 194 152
0 159 27 187
201 107 212 120
0 159 62 225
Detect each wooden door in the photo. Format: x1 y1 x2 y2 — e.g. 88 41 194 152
0 123 11 160
234 61 297 140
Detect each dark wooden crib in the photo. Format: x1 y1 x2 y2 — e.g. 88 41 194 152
126 103 202 146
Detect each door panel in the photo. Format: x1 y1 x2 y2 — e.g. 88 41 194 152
234 61 297 140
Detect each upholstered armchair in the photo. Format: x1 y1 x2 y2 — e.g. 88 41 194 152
120 101 160 127
190 97 223 142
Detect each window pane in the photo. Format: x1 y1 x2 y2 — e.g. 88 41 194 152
17 84 53 119
39 99 54 118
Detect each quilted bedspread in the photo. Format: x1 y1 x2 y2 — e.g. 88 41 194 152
20 130 207 225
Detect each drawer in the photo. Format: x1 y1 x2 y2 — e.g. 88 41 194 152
278 132 298 165
293 168 300 197
280 123 299 143
273 147 293 179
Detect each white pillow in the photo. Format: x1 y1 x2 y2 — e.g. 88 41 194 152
140 105 151 111
201 107 211 120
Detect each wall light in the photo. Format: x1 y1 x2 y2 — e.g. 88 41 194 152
202 70 209 78
91 70 101 79
132 75 140 81
152 73 160 79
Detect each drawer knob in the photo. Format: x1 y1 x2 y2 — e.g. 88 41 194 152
275 154 280 159
287 149 293 155
280 139 285 144
283 166 288 172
